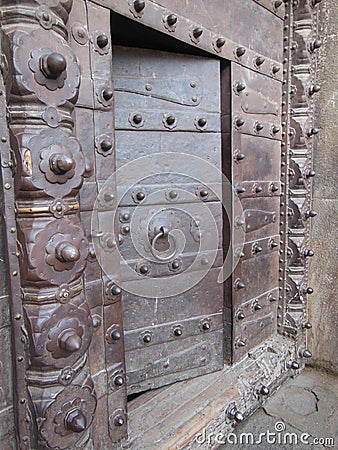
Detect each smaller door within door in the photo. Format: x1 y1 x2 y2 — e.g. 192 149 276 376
113 46 225 394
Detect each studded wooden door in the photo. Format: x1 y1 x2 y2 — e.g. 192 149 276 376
112 46 225 393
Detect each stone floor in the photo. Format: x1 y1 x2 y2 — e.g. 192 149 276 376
219 367 337 449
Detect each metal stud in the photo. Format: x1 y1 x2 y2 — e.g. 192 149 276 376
304 249 314 257
143 333 152 343
236 153 245 161
307 127 319 137
40 53 67 79
236 186 246 194
255 186 263 193
114 375 125 387
193 27 203 39
272 125 280 134
102 88 113 101
255 56 265 66
306 169 316 178
110 285 122 296
237 340 246 347
274 0 283 7
272 65 280 74
237 312 245 320
166 14 177 27
198 117 207 128
306 287 314 294
139 264 149 274
114 415 125 427
111 329 121 340
259 385 270 396
236 118 244 127
121 212 131 222
255 122 264 132
216 37 225 48
174 327 182 337
302 349 312 358
97 33 109 48
199 188 208 198
236 47 246 57
254 303 262 311
228 407 245 422
271 184 279 192
133 114 143 125
305 210 317 218
133 0 145 13
290 361 300 370
171 259 180 270
166 115 176 126
309 84 321 96
136 191 146 201
65 409 87 432
168 190 178 199
202 321 211 331
253 243 263 253
236 82 246 93
100 139 112 152
236 280 245 289
303 322 312 329
309 39 322 52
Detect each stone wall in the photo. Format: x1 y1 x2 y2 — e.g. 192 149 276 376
308 0 338 374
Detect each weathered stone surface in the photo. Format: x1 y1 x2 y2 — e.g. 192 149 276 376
308 0 338 375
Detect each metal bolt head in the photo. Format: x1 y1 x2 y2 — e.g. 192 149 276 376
236 153 245 161
216 37 225 48
198 117 207 128
100 139 112 152
255 56 265 66
65 409 87 433
139 264 149 274
237 312 245 320
42 53 67 79
236 117 245 127
171 260 180 270
255 122 264 131
202 321 211 331
166 115 176 126
307 169 316 178
199 188 208 198
111 285 122 296
236 82 246 92
255 186 263 193
114 415 125 427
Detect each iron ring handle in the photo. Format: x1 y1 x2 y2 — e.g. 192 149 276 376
150 227 177 262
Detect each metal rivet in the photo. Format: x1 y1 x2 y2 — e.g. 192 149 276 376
1 137 7 143
236 186 246 194
306 210 317 218
102 88 113 101
306 287 314 294
4 183 11 189
139 264 149 274
111 329 121 340
174 327 182 337
260 385 270 395
122 225 130 234
255 122 264 132
97 33 109 48
271 184 279 192
255 186 263 193
236 118 244 127
114 415 125 427
110 285 122 296
254 303 262 311
236 280 245 289
133 114 143 124
133 0 145 13
236 47 246 57
143 333 152 343
309 84 321 96
136 191 145 201
303 322 312 329
171 260 180 270
202 322 211 331
237 340 246 347
166 14 177 26
122 212 131 221
114 375 124 387
193 27 203 39
236 153 245 161
307 127 319 137
255 56 265 66
216 37 225 48
100 139 113 152
198 117 207 127
169 190 178 199
166 115 176 126
272 66 280 75
275 0 283 7
236 82 246 93
199 188 208 198
272 125 280 134
41 53 67 79
310 39 322 52
304 249 314 257
306 169 316 178
302 349 312 358
12 271 18 276
237 312 245 320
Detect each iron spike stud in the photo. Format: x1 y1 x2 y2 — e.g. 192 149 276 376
216 37 226 48
236 280 245 289
133 0 145 13
236 47 246 57
302 349 312 358
309 84 321 96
